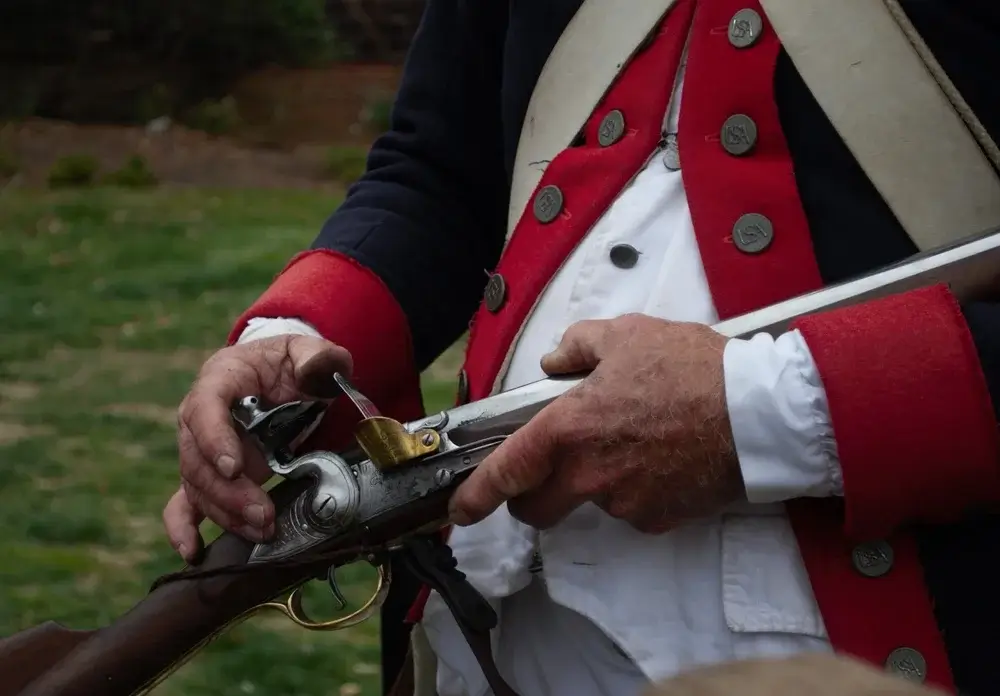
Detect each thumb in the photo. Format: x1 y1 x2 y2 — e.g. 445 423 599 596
448 414 557 526
286 336 354 398
540 319 612 375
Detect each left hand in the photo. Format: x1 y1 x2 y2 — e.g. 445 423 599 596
448 314 746 534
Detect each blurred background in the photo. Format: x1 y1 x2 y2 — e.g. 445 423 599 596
0 2 463 694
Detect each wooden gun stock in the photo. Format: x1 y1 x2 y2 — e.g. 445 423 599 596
0 474 455 696
0 623 97 694
0 480 336 696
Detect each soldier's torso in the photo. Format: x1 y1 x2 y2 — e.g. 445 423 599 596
470 2 1000 691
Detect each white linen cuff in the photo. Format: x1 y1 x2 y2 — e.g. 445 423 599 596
236 316 323 344
723 329 843 503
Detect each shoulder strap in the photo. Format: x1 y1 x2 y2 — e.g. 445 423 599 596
507 0 679 238
509 0 1000 252
760 0 1000 251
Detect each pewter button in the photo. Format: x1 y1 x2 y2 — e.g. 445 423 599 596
662 133 680 171
533 185 564 224
852 541 894 578
729 9 764 48
484 274 506 313
598 110 626 147
721 114 758 156
609 243 640 269
456 369 469 405
885 648 927 682
732 213 774 254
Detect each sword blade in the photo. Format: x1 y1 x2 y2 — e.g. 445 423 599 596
437 225 1000 444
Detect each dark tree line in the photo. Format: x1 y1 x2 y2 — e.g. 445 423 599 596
0 0 341 122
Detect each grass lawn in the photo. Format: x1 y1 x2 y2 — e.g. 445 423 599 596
0 187 464 695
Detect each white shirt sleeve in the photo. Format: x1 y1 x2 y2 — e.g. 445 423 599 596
723 329 843 503
236 316 323 344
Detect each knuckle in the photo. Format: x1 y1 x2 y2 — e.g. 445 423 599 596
557 413 588 444
182 481 205 517
601 490 634 522
202 476 228 509
562 318 597 344
181 478 198 502
615 313 646 334
562 320 586 339
180 379 211 423
636 507 673 535
199 346 233 376
183 457 214 496
643 520 671 535
336 346 354 374
162 500 176 529
485 459 527 498
176 389 194 421
547 407 589 449
178 455 201 485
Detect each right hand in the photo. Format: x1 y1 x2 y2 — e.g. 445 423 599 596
163 335 352 562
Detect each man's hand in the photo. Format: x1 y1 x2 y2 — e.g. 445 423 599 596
448 314 745 534
163 335 351 562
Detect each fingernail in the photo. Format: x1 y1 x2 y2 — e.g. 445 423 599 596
217 454 238 479
243 503 266 528
177 543 189 560
539 351 560 372
239 525 267 542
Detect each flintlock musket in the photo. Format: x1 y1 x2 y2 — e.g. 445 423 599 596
3 225 1000 696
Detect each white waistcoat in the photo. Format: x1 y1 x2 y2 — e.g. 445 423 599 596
420 62 833 696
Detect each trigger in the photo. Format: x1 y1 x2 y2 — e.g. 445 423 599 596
326 566 349 611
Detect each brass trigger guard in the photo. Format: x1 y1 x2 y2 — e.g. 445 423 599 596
258 562 391 631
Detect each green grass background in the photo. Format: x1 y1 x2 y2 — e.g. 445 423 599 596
0 189 463 695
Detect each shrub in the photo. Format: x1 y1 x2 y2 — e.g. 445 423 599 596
0 0 339 123
183 96 242 137
103 155 158 189
48 154 99 189
135 83 176 124
0 149 18 179
360 97 394 134
324 146 369 183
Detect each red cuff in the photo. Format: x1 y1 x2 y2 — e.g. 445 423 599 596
792 284 1000 538
230 249 425 450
